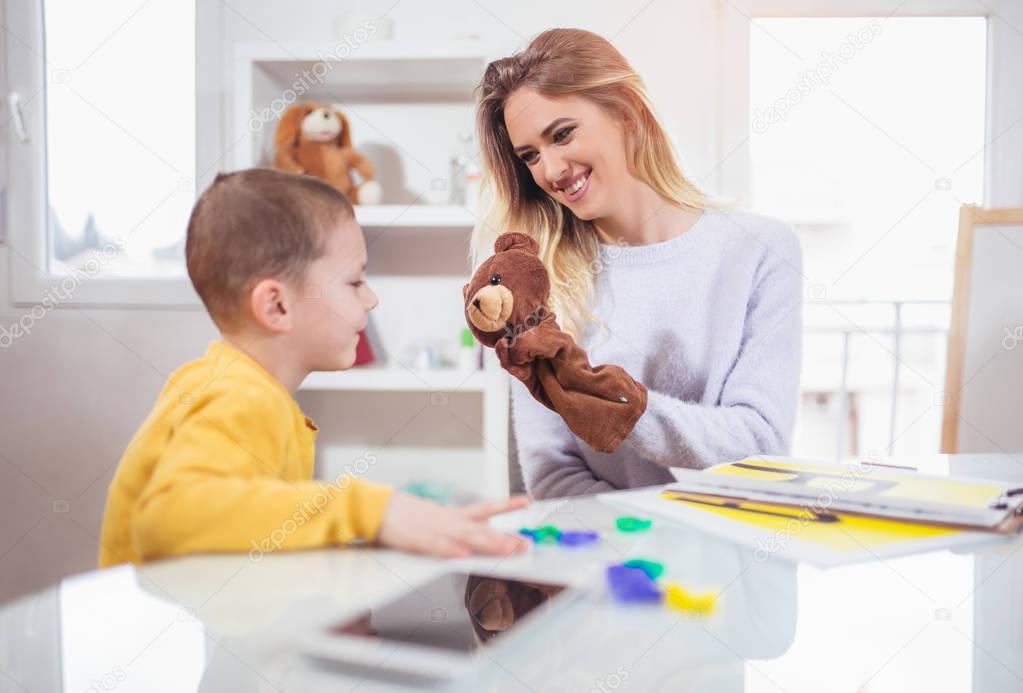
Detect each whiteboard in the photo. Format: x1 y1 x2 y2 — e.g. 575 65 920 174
942 206 1023 453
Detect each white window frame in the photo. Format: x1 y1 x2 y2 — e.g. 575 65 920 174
2 0 220 307
714 0 1023 210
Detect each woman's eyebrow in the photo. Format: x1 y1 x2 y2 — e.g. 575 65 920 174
513 117 574 154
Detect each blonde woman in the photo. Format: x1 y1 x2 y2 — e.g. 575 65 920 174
473 28 803 499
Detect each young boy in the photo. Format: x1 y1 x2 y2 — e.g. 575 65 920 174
98 168 527 567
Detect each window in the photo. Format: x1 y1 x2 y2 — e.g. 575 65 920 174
4 0 200 304
728 8 1015 688
44 0 195 278
750 16 986 300
740 10 990 460
718 0 1023 459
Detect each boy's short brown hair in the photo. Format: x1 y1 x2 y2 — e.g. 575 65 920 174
186 168 354 329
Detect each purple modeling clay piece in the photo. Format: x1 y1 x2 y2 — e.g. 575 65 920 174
559 530 599 547
606 565 663 603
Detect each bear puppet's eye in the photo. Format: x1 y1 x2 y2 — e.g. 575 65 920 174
489 274 502 285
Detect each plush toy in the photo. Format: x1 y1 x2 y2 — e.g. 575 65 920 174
463 232 647 453
273 103 383 205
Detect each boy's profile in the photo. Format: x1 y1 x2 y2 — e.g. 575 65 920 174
99 168 526 567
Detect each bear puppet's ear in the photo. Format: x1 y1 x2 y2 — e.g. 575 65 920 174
494 232 539 256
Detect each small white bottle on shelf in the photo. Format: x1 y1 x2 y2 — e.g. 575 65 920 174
449 131 471 206
450 131 483 215
463 167 483 217
459 328 478 371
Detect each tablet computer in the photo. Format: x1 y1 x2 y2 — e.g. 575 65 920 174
301 571 581 683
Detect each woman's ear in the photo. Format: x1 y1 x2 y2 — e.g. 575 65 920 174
248 278 293 333
275 103 312 150
334 109 353 149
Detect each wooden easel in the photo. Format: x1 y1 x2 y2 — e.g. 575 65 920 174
941 204 1023 453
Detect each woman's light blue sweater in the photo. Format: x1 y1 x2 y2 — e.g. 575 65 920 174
511 207 804 498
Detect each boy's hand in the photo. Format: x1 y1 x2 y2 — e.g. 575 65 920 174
377 493 530 558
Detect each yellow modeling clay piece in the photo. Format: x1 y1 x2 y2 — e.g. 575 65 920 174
663 582 717 615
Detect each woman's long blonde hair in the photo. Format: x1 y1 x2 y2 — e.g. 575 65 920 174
473 28 721 339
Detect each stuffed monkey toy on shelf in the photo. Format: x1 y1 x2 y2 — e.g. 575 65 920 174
273 102 382 205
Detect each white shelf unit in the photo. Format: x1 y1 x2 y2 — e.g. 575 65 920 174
352 204 477 228
234 40 510 498
301 366 488 393
231 39 491 202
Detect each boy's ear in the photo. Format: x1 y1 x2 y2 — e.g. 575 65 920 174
249 278 293 333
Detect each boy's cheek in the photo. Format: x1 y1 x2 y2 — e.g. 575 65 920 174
325 314 361 352
300 295 342 331
331 339 359 370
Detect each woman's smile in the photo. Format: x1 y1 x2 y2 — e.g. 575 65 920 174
556 168 592 203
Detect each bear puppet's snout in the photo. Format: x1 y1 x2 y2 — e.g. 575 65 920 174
463 232 545 344
466 283 514 333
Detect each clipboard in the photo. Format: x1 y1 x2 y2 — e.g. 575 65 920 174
667 458 1023 533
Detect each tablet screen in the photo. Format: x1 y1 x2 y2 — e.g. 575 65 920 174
329 572 568 653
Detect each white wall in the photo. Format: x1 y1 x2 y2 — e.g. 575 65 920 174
0 0 724 602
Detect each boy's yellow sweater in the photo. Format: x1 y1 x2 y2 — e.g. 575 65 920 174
99 340 394 567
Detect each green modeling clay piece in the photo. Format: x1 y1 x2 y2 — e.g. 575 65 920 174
616 516 653 532
520 525 562 544
623 559 664 580
532 525 562 543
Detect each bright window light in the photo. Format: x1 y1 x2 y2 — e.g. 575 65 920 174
43 0 196 277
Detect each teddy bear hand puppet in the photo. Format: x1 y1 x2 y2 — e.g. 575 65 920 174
463 232 647 453
273 102 383 205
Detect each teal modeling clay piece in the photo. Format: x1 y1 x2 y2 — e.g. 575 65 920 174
519 525 562 544
615 516 653 533
622 559 664 580
533 525 561 543
402 481 455 504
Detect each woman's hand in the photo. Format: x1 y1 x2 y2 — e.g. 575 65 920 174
376 493 530 558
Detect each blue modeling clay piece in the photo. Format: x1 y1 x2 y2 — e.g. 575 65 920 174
558 530 600 547
606 565 663 603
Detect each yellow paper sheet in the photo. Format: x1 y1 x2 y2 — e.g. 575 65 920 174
660 490 958 552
